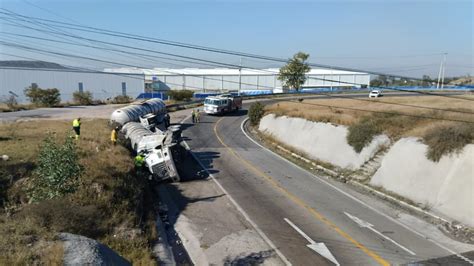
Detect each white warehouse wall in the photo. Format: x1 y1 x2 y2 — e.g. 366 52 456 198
106 68 371 92
0 68 145 103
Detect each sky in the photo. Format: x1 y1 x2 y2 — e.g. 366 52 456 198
0 0 472 78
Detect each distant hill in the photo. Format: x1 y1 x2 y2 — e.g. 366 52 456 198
0 60 69 69
449 76 474 86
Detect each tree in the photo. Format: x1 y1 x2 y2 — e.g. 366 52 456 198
39 88 61 106
5 95 18 109
370 75 389 87
73 91 94 105
28 136 83 202
422 75 432 87
23 83 43 104
167 90 194 101
248 102 265 126
24 83 61 106
278 52 311 91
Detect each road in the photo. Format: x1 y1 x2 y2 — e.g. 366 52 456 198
183 99 474 265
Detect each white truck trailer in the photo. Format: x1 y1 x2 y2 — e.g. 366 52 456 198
110 98 184 182
204 94 242 115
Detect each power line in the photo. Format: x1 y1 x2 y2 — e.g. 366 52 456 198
0 9 447 82
0 20 376 88
0 32 223 69
1 9 472 103
0 43 276 90
0 52 215 91
2 9 470 97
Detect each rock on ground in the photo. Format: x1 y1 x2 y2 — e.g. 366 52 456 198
59 233 131 266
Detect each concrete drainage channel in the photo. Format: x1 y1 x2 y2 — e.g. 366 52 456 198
153 189 193 265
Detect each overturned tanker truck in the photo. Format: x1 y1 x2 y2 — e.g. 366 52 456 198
110 98 185 182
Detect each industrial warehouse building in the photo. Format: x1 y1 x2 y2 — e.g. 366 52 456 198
0 63 145 103
106 67 371 94
0 61 370 103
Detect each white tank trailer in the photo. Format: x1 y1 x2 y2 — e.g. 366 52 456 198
110 98 167 126
110 99 183 182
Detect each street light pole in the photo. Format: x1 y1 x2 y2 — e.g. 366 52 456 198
238 57 242 96
441 53 447 89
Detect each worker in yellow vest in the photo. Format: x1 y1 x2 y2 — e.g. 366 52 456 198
111 127 118 145
72 118 81 140
134 152 145 176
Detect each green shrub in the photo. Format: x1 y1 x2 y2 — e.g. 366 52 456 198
27 136 83 202
167 90 194 101
347 117 381 153
5 95 18 109
112 95 133 104
73 91 94 105
24 84 61 107
249 102 265 126
423 123 473 162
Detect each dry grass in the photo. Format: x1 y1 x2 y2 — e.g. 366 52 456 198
0 103 36 112
0 119 157 265
265 95 474 138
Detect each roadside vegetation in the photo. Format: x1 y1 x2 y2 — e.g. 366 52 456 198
0 93 137 113
24 83 61 107
167 89 194 101
264 95 474 160
72 91 94 105
278 52 311 91
248 102 265 125
0 119 157 264
423 123 474 162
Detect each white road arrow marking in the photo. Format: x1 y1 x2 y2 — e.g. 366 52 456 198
344 212 416 256
284 218 340 266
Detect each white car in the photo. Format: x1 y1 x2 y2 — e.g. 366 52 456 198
369 90 382 98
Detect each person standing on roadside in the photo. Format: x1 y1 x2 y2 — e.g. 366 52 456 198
72 118 81 140
191 109 196 123
195 109 201 123
111 127 118 145
164 113 171 128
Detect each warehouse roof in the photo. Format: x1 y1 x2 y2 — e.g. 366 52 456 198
104 67 368 76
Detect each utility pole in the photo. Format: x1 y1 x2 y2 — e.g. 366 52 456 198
238 57 242 96
436 53 447 89
441 53 447 89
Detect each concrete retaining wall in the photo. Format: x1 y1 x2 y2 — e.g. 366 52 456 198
370 138 474 227
258 114 390 170
259 114 474 227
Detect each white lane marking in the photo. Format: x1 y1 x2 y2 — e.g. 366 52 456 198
179 116 292 266
240 117 474 264
344 212 416 256
284 218 340 266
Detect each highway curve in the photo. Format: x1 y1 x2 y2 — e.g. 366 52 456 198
182 98 474 265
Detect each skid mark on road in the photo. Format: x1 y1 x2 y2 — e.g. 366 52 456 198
213 117 390 266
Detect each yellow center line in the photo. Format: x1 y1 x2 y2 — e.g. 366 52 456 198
213 117 390 266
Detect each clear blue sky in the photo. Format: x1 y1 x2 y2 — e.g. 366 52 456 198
0 0 472 78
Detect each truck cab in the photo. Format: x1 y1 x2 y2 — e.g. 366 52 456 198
204 94 242 114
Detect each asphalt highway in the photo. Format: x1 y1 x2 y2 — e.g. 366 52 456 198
182 98 474 265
